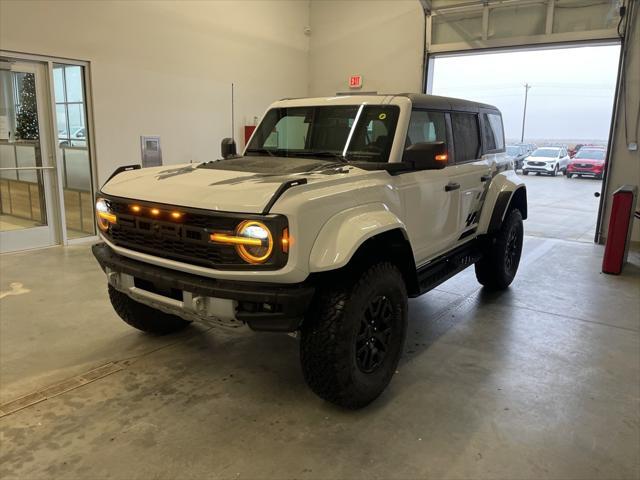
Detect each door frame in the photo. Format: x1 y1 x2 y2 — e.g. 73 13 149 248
1 50 99 247
0 61 59 252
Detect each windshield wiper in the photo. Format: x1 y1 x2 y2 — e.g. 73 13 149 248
293 151 349 163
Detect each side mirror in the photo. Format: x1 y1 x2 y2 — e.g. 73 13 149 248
221 138 237 159
402 141 448 170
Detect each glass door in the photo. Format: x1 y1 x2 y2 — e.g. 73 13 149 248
0 61 58 253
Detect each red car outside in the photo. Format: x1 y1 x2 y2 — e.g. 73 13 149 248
566 147 606 179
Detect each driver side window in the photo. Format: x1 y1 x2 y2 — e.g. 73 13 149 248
406 110 447 146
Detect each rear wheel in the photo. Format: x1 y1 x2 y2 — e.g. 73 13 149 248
475 209 524 290
108 285 191 335
300 262 408 409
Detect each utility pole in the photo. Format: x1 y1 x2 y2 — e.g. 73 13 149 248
520 83 531 143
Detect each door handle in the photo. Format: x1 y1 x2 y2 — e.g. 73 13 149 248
445 182 460 192
480 174 492 182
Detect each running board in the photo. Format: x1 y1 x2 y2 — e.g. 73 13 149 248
414 240 483 296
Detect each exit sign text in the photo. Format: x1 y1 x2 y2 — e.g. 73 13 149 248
349 75 362 89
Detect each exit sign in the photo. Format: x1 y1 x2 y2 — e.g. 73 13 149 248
349 75 362 89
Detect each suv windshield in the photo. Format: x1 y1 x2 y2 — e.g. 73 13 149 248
532 148 559 158
506 146 520 156
576 149 605 160
246 105 400 163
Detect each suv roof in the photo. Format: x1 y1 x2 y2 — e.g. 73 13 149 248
278 93 499 114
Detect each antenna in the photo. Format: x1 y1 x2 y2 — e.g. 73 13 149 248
231 83 235 142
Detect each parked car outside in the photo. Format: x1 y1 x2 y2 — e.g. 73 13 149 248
566 147 606 179
522 147 570 176
506 144 528 170
58 126 86 147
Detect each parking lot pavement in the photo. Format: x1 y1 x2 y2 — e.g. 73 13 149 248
519 172 602 242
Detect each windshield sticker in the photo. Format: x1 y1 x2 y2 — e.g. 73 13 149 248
378 113 387 120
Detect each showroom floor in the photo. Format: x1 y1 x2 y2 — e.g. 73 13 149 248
1 230 639 478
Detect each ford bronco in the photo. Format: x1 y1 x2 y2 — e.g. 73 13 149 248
93 94 527 409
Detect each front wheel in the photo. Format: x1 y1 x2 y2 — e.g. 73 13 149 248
300 262 408 409
475 209 524 290
551 166 558 177
522 170 529 176
108 285 191 335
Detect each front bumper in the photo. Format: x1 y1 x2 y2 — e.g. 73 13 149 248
92 243 315 332
524 163 556 172
567 165 602 176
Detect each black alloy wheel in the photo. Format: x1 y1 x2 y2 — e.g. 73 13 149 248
355 295 394 373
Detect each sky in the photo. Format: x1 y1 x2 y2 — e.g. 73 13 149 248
431 44 620 142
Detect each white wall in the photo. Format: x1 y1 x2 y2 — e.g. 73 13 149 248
308 0 424 96
602 8 640 243
0 0 310 184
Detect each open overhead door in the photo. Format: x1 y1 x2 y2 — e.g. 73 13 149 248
423 0 621 54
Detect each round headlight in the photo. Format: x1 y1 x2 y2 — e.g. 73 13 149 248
96 197 116 231
235 220 273 264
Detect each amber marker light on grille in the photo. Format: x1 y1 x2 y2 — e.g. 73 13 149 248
130 205 141 213
170 211 182 220
150 208 160 216
435 153 448 161
281 228 290 253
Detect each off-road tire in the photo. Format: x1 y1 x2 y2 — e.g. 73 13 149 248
108 284 191 335
300 262 408 409
475 209 524 290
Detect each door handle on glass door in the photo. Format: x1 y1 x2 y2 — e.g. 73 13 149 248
445 182 460 192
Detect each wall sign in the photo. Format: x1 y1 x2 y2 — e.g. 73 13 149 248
349 75 362 89
140 135 162 167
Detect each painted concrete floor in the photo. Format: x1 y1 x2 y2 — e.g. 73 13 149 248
1 176 639 478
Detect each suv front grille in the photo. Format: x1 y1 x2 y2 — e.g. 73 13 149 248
100 196 287 270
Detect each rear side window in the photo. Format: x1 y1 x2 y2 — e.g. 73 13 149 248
451 113 480 163
482 113 505 152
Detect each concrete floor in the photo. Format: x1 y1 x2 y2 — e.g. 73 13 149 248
521 173 602 243
1 178 639 479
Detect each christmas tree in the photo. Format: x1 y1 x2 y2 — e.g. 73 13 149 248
15 73 39 140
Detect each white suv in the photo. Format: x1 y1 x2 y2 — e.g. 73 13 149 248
93 94 527 408
522 146 570 176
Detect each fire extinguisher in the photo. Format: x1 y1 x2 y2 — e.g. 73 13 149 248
602 185 638 274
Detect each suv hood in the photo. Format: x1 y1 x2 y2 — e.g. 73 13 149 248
101 157 368 213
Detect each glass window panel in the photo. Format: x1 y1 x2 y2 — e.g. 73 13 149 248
0 144 18 180
66 103 85 132
452 113 481 163
489 4 546 39
406 110 447 145
63 148 91 191
16 145 37 182
64 66 83 103
56 104 68 139
53 66 65 103
554 0 618 32
53 63 94 237
432 11 483 45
